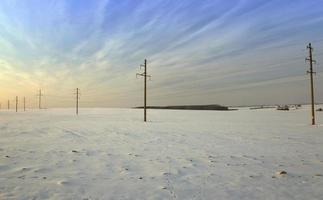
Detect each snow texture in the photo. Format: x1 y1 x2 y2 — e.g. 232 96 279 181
0 106 323 199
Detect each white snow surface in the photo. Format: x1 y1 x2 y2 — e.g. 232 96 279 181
0 107 323 200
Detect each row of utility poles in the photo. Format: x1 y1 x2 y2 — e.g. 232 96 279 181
1 89 80 115
1 88 80 115
1 96 26 112
1 89 43 112
0 45 318 123
133 45 319 124
137 44 319 124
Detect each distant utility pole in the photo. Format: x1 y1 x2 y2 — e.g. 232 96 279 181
75 88 80 115
8 100 10 110
306 43 316 125
37 89 43 109
15 96 18 112
24 97 26 112
136 59 151 122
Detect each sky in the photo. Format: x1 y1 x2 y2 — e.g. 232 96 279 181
0 0 323 108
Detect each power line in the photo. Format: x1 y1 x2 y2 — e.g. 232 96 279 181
136 59 151 122
15 96 18 112
36 89 43 109
306 43 317 125
75 88 80 115
24 97 26 112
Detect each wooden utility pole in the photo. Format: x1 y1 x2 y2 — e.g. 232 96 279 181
15 96 18 112
306 43 316 125
24 97 26 112
37 89 43 109
136 59 151 122
76 88 80 115
8 100 10 110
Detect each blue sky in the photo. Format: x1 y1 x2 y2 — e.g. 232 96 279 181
0 0 323 107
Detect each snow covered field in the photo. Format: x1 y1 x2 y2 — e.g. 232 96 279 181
0 106 323 200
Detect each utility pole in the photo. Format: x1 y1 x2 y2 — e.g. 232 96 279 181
136 59 151 122
24 97 26 112
37 89 43 109
15 96 18 112
7 100 10 110
75 88 80 115
306 43 316 125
